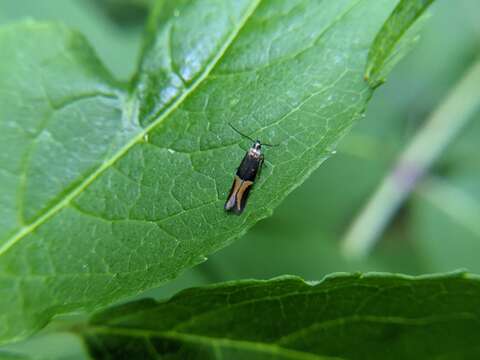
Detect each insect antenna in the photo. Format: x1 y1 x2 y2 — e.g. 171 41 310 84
262 142 280 147
229 123 256 143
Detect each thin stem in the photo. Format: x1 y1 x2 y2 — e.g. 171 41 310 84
341 60 480 258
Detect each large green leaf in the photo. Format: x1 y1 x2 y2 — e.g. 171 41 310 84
0 0 424 343
80 272 480 360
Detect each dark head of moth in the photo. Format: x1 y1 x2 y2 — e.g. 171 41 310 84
225 124 277 215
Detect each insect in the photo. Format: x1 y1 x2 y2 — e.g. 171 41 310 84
225 124 277 214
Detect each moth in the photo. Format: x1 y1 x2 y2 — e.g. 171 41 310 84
225 124 277 214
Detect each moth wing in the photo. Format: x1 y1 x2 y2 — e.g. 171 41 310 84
237 154 262 182
224 175 242 211
234 180 254 214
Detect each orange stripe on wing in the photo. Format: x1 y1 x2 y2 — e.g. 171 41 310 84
236 180 253 212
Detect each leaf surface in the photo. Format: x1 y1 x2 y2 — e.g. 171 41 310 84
364 0 434 87
81 272 480 360
0 0 423 342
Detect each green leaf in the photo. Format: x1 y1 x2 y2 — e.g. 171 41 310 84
79 272 480 360
0 0 424 343
364 0 434 87
0 352 30 360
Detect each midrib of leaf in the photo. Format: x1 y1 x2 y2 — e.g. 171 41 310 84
87 326 341 360
17 90 120 228
274 313 478 345
0 0 261 257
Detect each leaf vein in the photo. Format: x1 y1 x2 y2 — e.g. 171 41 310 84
0 0 262 257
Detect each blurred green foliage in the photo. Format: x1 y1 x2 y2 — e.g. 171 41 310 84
1 0 480 358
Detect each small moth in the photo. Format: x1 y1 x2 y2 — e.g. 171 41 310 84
225 124 277 214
